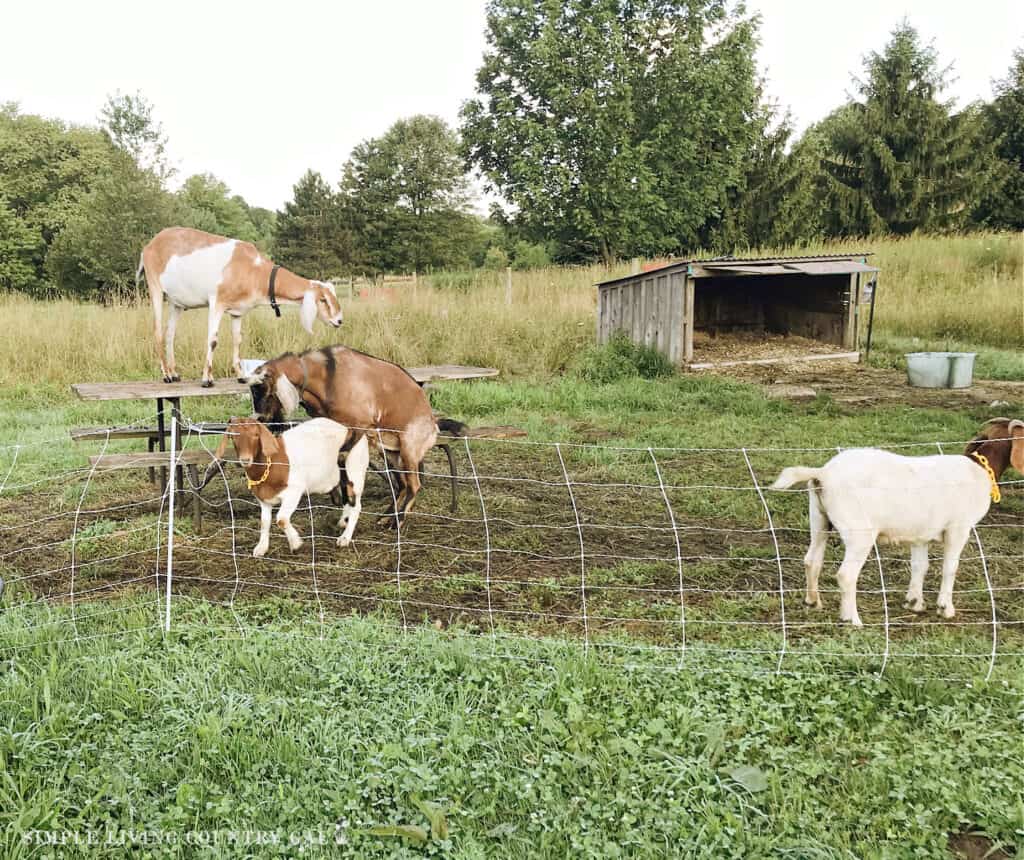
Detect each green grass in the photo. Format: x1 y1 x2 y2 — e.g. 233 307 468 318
1 233 1022 857
1 601 1022 859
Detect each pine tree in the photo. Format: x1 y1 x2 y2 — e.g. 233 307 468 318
976 49 1024 229
821 23 995 234
273 170 355 280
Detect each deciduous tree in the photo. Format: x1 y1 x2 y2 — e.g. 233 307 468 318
460 0 761 263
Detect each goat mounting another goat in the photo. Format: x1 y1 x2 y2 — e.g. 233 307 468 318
214 416 369 557
139 227 343 386
771 418 1023 627
247 345 466 527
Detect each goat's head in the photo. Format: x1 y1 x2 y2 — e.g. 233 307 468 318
964 418 1024 480
245 358 301 425
300 281 343 334
215 416 279 468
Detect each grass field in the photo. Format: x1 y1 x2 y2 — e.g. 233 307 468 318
0 232 1020 389
0 232 1023 856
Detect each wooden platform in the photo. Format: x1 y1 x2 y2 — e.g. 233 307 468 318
687 351 860 370
71 365 499 402
88 450 214 472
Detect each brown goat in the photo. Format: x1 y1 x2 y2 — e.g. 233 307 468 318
247 346 461 525
963 417 1024 478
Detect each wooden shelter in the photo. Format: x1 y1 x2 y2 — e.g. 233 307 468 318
595 254 880 368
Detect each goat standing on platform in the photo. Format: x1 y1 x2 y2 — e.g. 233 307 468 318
215 416 369 557
771 418 1023 627
139 227 343 386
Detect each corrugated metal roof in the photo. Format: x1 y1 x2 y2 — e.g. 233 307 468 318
596 253 876 287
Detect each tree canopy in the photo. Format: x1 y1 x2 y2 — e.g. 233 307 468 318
460 0 762 263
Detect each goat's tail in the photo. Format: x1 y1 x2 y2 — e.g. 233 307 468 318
135 254 145 289
771 466 824 490
436 417 468 437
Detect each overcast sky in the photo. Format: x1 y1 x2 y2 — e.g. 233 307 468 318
2 0 1021 211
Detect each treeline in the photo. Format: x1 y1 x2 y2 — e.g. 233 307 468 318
1 5 1022 300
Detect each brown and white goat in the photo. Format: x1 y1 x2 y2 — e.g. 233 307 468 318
139 227 343 386
214 416 369 556
247 346 465 526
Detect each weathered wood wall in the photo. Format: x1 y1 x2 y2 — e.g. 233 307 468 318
597 270 688 363
597 268 859 364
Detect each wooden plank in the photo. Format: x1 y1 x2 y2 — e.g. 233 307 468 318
71 426 159 441
631 282 642 342
89 450 215 471
644 277 656 347
844 273 858 349
72 365 499 401
621 281 633 338
656 275 669 354
669 272 684 364
687 351 860 370
683 277 695 362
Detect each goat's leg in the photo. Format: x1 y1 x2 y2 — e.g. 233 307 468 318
201 301 225 387
275 488 305 552
337 440 369 547
253 500 273 557
230 313 244 381
936 525 971 619
146 269 174 383
395 454 422 525
803 492 829 609
905 542 929 613
164 303 182 383
835 532 874 627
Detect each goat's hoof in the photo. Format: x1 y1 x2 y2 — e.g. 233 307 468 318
804 597 821 609
937 605 955 619
904 599 925 614
201 379 214 388
253 545 268 558
162 375 176 384
336 536 351 548
236 377 247 384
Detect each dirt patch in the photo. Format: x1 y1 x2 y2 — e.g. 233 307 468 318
948 830 1013 860
703 358 1024 411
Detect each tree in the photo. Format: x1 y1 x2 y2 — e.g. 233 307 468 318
176 173 271 247
821 23 995 234
46 151 177 299
0 104 122 291
460 0 761 263
341 115 479 272
99 91 172 183
274 170 356 279
976 49 1024 229
0 195 39 292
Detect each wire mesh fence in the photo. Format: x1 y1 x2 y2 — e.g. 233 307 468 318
0 413 1021 682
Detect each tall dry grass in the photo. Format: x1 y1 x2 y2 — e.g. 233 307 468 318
0 233 1018 387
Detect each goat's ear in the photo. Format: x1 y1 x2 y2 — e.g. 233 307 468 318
1010 419 1024 474
275 372 300 415
256 423 279 458
300 290 317 334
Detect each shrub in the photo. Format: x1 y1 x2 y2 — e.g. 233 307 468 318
573 331 676 383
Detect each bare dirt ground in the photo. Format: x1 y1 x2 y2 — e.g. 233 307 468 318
706 355 1024 410
3 416 1021 675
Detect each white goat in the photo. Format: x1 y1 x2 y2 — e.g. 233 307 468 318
215 416 369 558
771 421 1021 627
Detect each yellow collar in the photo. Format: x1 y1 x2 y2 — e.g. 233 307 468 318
970 452 1001 503
247 460 273 490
